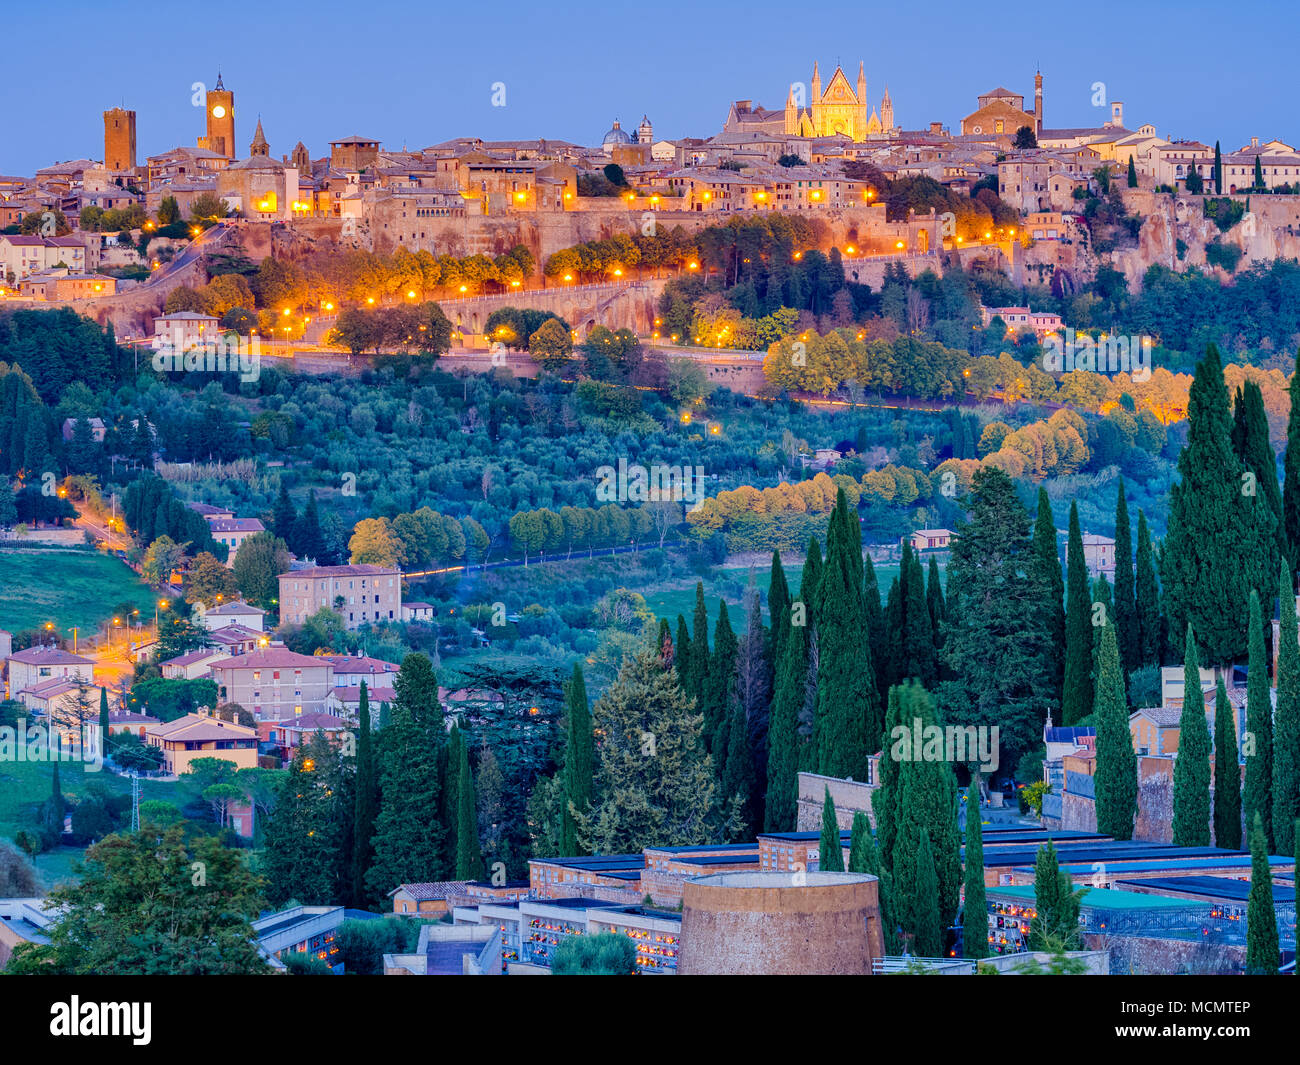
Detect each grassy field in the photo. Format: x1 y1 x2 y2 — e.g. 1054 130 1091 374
0 757 186 891
640 559 939 628
0 546 158 635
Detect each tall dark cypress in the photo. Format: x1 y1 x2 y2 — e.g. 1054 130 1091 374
455 740 483 880
1243 589 1273 849
1282 347 1300 571
864 553 887 696
1245 814 1279 975
706 602 738 774
1063 502 1094 725
1232 379 1283 588
764 599 805 832
1173 625 1212 846
689 583 709 709
768 549 791 661
1113 479 1138 675
1092 573 1114 678
1213 675 1242 850
818 787 844 872
925 555 945 649
962 780 988 959
1274 563 1300 855
883 577 904 691
902 546 937 686
1135 511 1163 667
674 614 691 693
1094 621 1137 840
560 663 593 857
351 680 378 906
1032 487 1065 705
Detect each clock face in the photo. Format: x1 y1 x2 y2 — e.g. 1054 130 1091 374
211 105 227 119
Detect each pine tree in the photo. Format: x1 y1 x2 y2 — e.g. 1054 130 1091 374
576 646 729 853
1113 479 1138 675
351 680 378 906
1135 511 1163 667
1032 487 1065 706
1094 621 1138 840
1283 347 1300 572
1162 346 1275 665
455 740 483 881
1274 563 1300 855
561 663 593 857
818 787 843 871
1173 625 1212 846
1243 589 1273 849
905 830 943 957
365 700 446 899
1245 814 1279 975
815 489 880 777
1063 502 1094 725
262 743 343 906
962 780 988 959
1213 675 1242 850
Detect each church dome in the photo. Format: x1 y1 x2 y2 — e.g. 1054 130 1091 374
602 119 633 146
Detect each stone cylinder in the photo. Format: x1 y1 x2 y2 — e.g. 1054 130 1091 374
677 871 883 975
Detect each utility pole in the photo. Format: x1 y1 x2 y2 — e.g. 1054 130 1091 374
130 772 140 832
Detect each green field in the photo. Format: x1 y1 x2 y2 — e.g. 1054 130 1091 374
0 546 158 635
0 758 186 891
640 559 938 629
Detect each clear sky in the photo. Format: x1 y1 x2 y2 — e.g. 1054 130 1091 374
2 0 1294 175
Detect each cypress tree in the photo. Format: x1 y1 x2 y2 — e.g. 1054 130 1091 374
441 724 462 869
1245 814 1279 975
1063 502 1094 724
1173 625 1213 846
883 577 904 690
97 687 109 751
797 538 823 772
1232 380 1283 584
351 680 378 906
561 663 593 857
1092 574 1114 678
1283 347 1300 572
1213 675 1242 850
864 553 888 696
1127 154 1138 188
962 780 988 959
1135 511 1162 667
902 545 937 686
1162 345 1273 665
847 810 899 954
768 549 790 661
1274 563 1300 855
815 489 880 777
689 583 709 709
906 831 943 957
764 599 805 831
1114 479 1138 675
926 555 945 648
1243 589 1273 849
1094 621 1137 840
1213 140 1222 194
1253 154 1264 190
1030 840 1080 949
873 685 904 867
1032 487 1065 705
706 601 739 775
455 740 483 881
818 787 844 871
674 614 691 693
272 482 297 545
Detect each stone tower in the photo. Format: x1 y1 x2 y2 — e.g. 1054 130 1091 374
857 62 868 133
637 115 653 145
880 86 893 132
291 141 310 172
1034 71 1043 133
249 117 269 157
201 73 235 158
103 107 136 172
809 61 822 132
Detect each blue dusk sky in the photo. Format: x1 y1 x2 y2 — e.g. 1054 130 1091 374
0 0 1294 175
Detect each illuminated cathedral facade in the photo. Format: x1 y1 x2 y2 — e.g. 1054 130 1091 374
785 61 893 140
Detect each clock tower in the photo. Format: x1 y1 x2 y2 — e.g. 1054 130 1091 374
200 73 235 158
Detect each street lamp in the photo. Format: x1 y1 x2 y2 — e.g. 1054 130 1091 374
155 598 169 631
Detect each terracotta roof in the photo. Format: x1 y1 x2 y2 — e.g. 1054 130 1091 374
388 881 471 901
281 564 400 579
7 646 92 666
209 648 327 670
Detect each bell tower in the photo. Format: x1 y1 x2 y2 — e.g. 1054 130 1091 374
202 73 235 158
